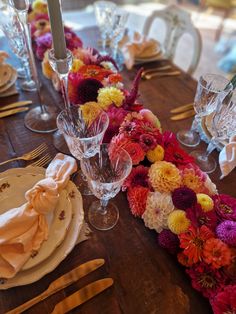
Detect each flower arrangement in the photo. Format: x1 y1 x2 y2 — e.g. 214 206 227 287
29 2 236 312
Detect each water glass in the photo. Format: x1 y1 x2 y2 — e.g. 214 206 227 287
80 143 132 231
94 1 116 54
177 74 233 147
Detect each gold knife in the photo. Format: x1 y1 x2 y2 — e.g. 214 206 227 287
0 107 29 118
171 109 195 121
170 103 193 114
6 259 105 314
0 100 32 111
51 278 114 314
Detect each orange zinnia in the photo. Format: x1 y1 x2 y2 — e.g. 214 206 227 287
78 65 112 82
179 225 214 264
203 238 231 269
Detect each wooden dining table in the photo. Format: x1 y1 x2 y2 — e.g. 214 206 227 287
0 26 235 314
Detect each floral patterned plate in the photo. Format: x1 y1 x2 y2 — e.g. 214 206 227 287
0 167 84 289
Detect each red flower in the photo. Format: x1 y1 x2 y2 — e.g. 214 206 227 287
139 134 157 152
122 165 150 191
123 142 145 165
127 186 149 217
186 263 227 298
186 203 217 231
211 285 236 314
103 106 127 143
203 238 231 269
108 73 123 84
179 225 214 264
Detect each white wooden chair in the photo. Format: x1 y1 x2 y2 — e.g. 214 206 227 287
142 5 202 75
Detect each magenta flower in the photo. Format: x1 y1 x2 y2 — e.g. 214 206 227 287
103 106 127 143
172 187 197 210
213 194 236 221
139 134 157 152
122 165 150 191
210 285 236 314
186 203 217 231
157 229 180 254
216 220 236 246
186 263 227 298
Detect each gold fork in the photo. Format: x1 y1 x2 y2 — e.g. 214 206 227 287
30 153 52 168
141 65 172 77
143 71 181 80
0 143 48 166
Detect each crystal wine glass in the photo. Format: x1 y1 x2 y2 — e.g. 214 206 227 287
191 90 236 173
177 74 233 148
94 0 116 55
57 107 109 195
110 9 129 70
80 143 132 231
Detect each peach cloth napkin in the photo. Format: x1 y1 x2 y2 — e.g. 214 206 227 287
0 153 77 279
219 135 236 179
120 32 160 70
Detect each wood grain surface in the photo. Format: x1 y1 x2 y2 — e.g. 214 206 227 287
0 27 233 314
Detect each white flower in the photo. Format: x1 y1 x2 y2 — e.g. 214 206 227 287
142 191 175 233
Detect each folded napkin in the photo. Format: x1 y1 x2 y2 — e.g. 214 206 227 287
120 32 160 70
0 153 77 279
219 135 236 179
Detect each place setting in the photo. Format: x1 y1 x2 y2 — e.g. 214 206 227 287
1 0 236 313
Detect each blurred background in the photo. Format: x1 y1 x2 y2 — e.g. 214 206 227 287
61 0 236 79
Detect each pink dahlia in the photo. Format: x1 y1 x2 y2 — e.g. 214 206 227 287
139 134 157 152
186 263 227 298
127 186 149 217
211 285 236 314
122 165 150 191
203 238 231 269
103 106 127 143
157 229 180 254
172 187 197 210
186 203 217 231
213 194 236 221
216 220 236 246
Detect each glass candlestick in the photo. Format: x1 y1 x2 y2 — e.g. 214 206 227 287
23 23 58 133
48 48 73 153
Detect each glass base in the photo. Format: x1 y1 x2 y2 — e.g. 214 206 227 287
190 150 217 173
17 67 26 79
88 200 119 231
72 169 93 195
53 130 70 154
177 129 200 147
21 80 37 91
24 106 58 133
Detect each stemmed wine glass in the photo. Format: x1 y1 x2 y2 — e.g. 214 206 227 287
94 1 116 55
177 74 233 148
191 90 236 173
57 107 109 195
0 1 34 90
110 10 129 70
80 143 132 231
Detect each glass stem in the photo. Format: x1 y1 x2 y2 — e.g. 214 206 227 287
190 114 199 132
22 57 31 81
102 35 107 54
205 137 216 157
60 74 70 110
113 41 118 60
100 199 108 215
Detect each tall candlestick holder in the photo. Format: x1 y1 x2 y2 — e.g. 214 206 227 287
48 48 73 153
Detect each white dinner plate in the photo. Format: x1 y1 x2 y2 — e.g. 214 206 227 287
0 167 84 289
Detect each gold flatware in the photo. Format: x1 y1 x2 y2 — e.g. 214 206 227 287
0 100 32 111
142 65 172 77
171 109 195 121
0 107 29 118
51 278 114 314
170 103 193 114
0 143 48 166
6 259 105 314
143 71 181 80
30 153 52 168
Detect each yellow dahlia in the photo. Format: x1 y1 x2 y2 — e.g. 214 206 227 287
146 145 164 163
97 87 124 109
32 0 48 14
197 193 214 212
80 102 101 125
167 210 190 234
71 59 84 73
148 161 182 193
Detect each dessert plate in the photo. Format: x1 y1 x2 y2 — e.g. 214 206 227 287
0 167 84 289
0 67 17 94
0 64 12 88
